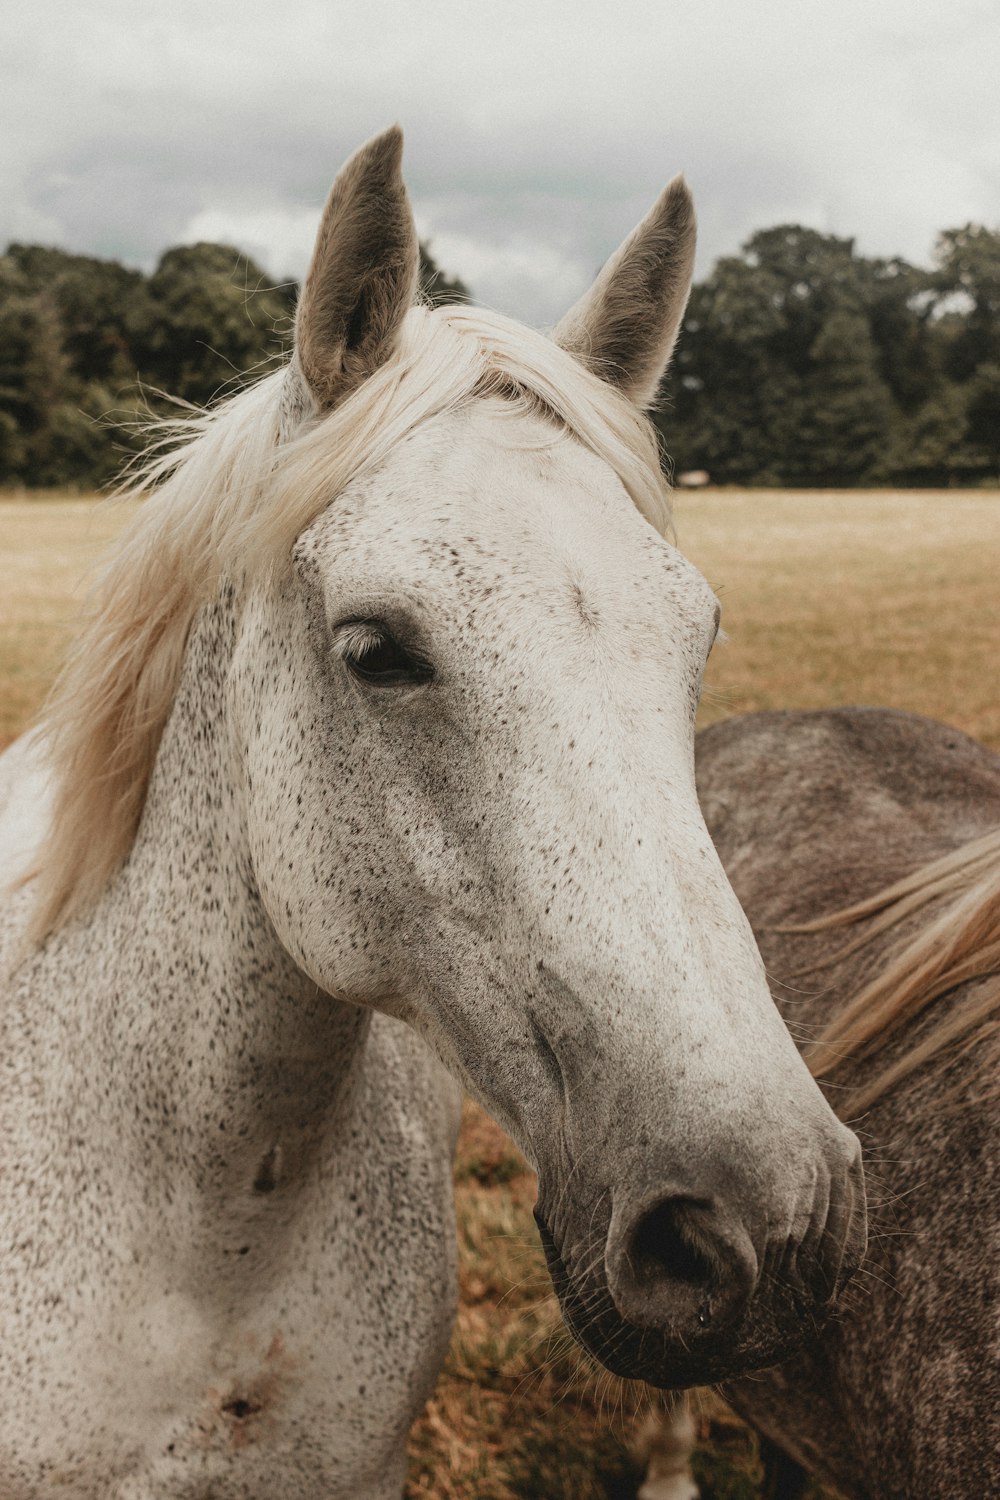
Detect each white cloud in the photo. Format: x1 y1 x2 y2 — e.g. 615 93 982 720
417 223 591 326
177 206 318 283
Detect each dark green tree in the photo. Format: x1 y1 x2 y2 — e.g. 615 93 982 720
132 243 295 407
794 308 896 484
934 224 1000 381
418 243 470 307
889 384 969 486
0 247 152 485
6 244 145 387
960 360 1000 476
657 223 980 487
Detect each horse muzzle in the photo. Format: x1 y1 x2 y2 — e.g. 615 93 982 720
535 1128 867 1387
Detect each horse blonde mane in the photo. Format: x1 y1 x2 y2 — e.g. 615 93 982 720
26 303 672 944
801 828 1000 1112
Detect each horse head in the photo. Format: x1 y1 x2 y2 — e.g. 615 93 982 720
232 127 866 1387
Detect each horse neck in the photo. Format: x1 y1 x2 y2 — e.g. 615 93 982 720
78 588 371 1194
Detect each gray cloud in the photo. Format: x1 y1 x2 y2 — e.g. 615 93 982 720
1 0 997 324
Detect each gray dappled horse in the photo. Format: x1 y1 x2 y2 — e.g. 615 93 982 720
0 132 864 1498
641 707 1000 1500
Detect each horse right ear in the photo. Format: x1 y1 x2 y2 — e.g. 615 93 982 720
284 126 419 424
553 175 696 411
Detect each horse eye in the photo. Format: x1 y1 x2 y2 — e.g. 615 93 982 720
338 621 434 687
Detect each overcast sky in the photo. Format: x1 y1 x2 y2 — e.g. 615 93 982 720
1 0 997 326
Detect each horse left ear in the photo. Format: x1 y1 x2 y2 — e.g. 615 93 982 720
289 125 419 415
553 175 696 410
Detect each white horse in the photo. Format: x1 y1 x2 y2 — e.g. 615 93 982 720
0 129 865 1499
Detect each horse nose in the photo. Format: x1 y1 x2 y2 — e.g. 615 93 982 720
606 1190 759 1335
606 1130 866 1339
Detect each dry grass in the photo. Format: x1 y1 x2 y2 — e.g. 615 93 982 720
2 485 997 1497
677 488 1000 749
0 493 136 747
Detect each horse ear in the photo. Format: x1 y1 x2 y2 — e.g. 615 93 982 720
553 175 696 410
290 125 419 414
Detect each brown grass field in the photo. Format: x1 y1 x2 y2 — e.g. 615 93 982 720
2 486 998 1498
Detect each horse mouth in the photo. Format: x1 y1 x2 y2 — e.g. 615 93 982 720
533 1206 816 1389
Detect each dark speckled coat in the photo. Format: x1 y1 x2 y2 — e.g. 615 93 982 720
695 708 1000 1500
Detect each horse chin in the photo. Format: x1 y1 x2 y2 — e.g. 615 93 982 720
535 1210 817 1390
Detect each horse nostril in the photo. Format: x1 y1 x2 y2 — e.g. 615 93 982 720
631 1197 720 1289
608 1191 758 1335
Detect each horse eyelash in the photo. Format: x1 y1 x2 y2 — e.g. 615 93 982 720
334 620 389 662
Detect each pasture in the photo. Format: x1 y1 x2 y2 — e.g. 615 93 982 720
1 486 997 1498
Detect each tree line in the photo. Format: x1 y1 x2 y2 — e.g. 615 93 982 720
0 240 468 488
0 221 996 489
657 223 1000 486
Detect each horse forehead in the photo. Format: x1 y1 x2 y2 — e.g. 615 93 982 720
306 404 693 601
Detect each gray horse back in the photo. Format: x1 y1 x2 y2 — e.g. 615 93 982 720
696 707 1000 1500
